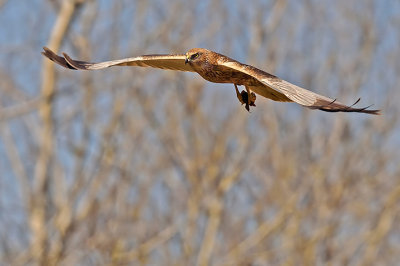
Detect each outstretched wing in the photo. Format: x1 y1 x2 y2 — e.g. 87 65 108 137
220 60 380 115
42 47 195 72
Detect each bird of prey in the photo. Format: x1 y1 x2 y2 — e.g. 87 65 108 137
42 47 379 114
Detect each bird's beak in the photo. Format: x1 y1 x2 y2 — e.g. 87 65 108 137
185 55 189 64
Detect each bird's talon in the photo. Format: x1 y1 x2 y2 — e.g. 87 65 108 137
239 89 256 112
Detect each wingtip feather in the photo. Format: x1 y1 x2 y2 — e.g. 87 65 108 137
41 46 77 69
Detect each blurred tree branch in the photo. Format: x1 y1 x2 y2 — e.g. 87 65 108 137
31 0 87 264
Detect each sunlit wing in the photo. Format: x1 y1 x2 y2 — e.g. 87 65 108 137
42 47 195 72
245 84 292 102
221 60 380 114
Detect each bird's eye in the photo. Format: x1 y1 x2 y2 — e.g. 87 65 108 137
191 53 199 60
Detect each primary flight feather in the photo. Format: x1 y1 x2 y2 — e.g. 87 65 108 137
42 47 379 114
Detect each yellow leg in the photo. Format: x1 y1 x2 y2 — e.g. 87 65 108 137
245 87 257 112
234 84 245 105
246 86 256 105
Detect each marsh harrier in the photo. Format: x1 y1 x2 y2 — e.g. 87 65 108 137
42 47 379 114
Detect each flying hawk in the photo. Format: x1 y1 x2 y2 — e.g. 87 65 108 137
42 47 379 114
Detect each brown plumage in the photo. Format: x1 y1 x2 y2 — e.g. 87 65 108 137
42 47 380 114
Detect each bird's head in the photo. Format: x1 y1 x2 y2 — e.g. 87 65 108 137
185 48 209 66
